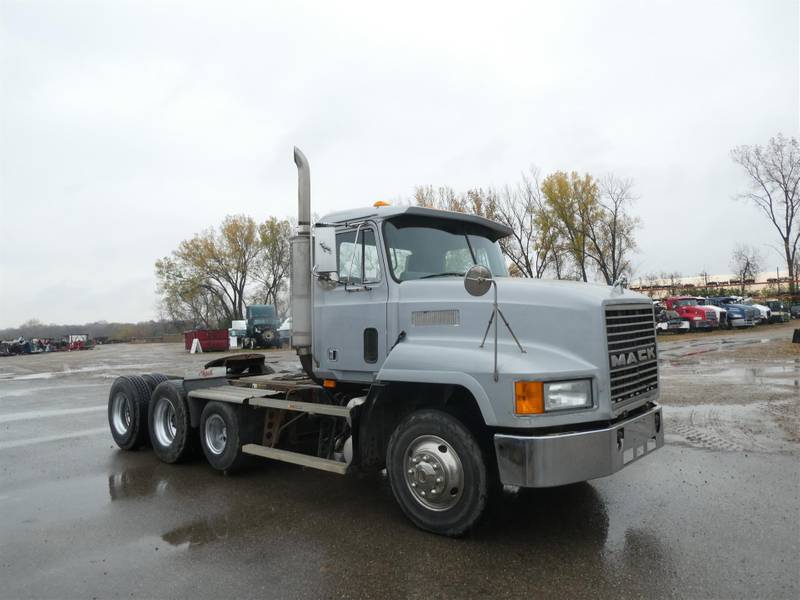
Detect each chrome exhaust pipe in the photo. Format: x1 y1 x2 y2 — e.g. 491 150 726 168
291 147 312 355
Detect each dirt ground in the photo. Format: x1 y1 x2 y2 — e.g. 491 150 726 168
658 322 799 448
0 331 798 599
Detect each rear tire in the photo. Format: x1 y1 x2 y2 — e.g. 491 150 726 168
141 373 170 394
108 376 151 450
199 401 255 472
386 409 488 537
148 381 194 464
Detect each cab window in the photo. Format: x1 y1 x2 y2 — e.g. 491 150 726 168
338 228 381 284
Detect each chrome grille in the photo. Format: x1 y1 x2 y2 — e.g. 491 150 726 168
606 305 658 407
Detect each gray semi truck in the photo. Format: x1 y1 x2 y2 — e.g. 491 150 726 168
107 148 664 536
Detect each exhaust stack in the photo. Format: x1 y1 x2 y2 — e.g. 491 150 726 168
291 147 312 360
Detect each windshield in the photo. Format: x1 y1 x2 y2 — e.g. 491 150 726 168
384 218 508 282
675 299 698 307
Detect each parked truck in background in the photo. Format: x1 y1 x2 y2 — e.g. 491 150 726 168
744 300 771 324
106 148 664 536
694 297 727 328
244 304 282 349
706 297 758 328
765 300 791 323
664 296 718 330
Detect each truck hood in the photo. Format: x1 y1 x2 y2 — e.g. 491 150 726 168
381 276 656 427
396 276 649 310
389 277 650 364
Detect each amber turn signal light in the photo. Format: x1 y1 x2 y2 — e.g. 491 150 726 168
323 379 337 389
514 381 544 414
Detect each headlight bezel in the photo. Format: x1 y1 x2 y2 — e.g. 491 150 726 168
514 378 594 415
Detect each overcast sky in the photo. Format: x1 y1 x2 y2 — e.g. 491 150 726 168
1 0 798 327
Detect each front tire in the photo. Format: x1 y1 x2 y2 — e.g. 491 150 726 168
386 409 489 536
148 381 194 464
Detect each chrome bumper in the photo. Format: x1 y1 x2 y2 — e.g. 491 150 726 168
494 403 664 488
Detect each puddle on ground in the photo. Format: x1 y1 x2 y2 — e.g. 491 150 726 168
662 357 800 390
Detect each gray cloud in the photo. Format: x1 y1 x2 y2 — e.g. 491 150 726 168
1 0 798 327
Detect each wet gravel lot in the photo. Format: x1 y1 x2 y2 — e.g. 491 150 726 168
1 325 798 599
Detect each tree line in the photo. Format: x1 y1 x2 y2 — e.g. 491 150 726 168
152 131 798 331
154 169 640 329
0 318 185 342
413 169 639 284
637 134 800 297
155 216 292 328
731 133 799 294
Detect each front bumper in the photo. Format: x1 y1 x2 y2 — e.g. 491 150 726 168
729 317 754 327
494 403 664 488
689 319 715 329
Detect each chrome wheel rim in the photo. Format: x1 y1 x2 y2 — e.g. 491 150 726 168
111 392 131 435
153 396 177 447
204 413 227 455
403 435 464 511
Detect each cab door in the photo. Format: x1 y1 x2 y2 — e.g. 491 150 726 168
314 224 389 382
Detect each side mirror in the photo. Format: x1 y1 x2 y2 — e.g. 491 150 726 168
464 264 493 297
313 226 337 274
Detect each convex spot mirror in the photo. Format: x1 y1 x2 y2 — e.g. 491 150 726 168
313 226 337 274
464 264 493 297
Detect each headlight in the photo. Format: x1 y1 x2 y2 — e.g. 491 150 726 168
514 379 592 414
544 380 592 411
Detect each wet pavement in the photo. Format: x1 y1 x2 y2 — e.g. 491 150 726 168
0 332 798 599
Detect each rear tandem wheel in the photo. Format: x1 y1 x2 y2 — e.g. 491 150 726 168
107 375 151 450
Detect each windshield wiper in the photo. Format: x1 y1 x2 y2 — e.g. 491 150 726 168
419 272 465 279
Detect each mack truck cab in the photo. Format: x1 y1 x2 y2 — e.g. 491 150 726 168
107 148 663 536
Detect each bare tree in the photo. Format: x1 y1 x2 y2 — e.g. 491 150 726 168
659 271 682 295
643 272 660 288
731 134 800 293
493 169 558 278
413 178 563 278
413 185 460 211
585 174 639 284
730 244 763 295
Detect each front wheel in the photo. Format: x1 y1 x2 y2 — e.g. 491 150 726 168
386 409 489 536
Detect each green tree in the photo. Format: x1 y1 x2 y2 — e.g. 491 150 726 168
540 171 600 282
156 215 262 325
254 217 292 315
